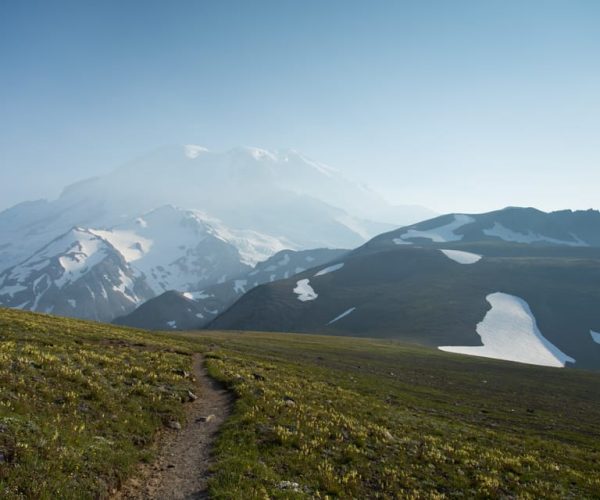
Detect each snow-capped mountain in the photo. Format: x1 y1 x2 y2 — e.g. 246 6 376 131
364 207 600 252
0 205 293 321
0 145 424 321
114 248 347 330
0 228 154 322
90 205 260 294
209 207 600 370
0 145 426 273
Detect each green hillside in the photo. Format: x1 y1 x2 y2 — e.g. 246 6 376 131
0 308 197 499
209 245 600 370
1 308 600 498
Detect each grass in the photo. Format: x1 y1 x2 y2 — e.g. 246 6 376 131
195 332 600 499
0 308 196 499
1 308 600 498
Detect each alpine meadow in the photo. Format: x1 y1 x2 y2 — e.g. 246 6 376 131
1 1 600 498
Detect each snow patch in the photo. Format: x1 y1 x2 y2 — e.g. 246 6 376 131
67 299 76 308
293 279 318 302
186 290 212 300
483 222 588 247
90 229 152 262
111 269 139 303
234 279 247 294
314 263 344 277
591 330 600 344
167 320 177 329
184 144 209 159
327 307 356 325
397 214 474 243
439 249 482 264
439 292 575 367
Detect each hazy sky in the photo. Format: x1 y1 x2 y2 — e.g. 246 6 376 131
1 0 599 214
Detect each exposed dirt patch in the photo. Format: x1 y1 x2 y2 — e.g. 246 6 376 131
114 354 233 499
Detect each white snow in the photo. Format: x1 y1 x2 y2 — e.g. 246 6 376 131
483 222 588 247
195 313 204 319
294 267 305 274
31 275 50 310
439 292 575 367
392 238 413 245
591 330 600 344
397 214 474 243
135 217 147 228
184 144 209 159
167 320 177 329
92 206 292 294
439 249 482 264
67 299 77 308
89 229 152 262
234 279 247 294
111 269 139 303
314 263 344 277
10 230 108 291
327 307 356 325
186 290 212 300
29 229 112 290
293 279 318 301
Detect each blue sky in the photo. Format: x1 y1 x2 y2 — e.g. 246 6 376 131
1 0 599 213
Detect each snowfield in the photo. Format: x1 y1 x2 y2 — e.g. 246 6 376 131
293 279 318 301
439 292 575 367
439 249 482 264
314 263 344 277
483 222 588 247
395 214 474 243
591 330 600 344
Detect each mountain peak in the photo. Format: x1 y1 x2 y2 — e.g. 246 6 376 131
183 145 210 159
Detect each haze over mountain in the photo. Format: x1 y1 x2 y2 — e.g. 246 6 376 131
0 145 431 321
114 248 346 330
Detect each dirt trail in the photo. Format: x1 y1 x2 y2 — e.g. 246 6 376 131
115 354 233 499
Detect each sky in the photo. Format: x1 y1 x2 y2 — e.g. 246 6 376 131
1 0 599 214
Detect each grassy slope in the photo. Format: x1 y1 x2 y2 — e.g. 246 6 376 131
197 332 600 499
0 308 197 499
1 308 600 498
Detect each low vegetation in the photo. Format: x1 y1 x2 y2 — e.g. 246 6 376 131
0 309 195 499
1 308 599 498
198 332 600 498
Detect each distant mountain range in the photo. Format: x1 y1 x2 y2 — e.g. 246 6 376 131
209 207 600 370
3 147 600 370
0 146 429 321
114 248 346 330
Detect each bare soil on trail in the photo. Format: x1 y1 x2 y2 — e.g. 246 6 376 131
114 354 233 499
